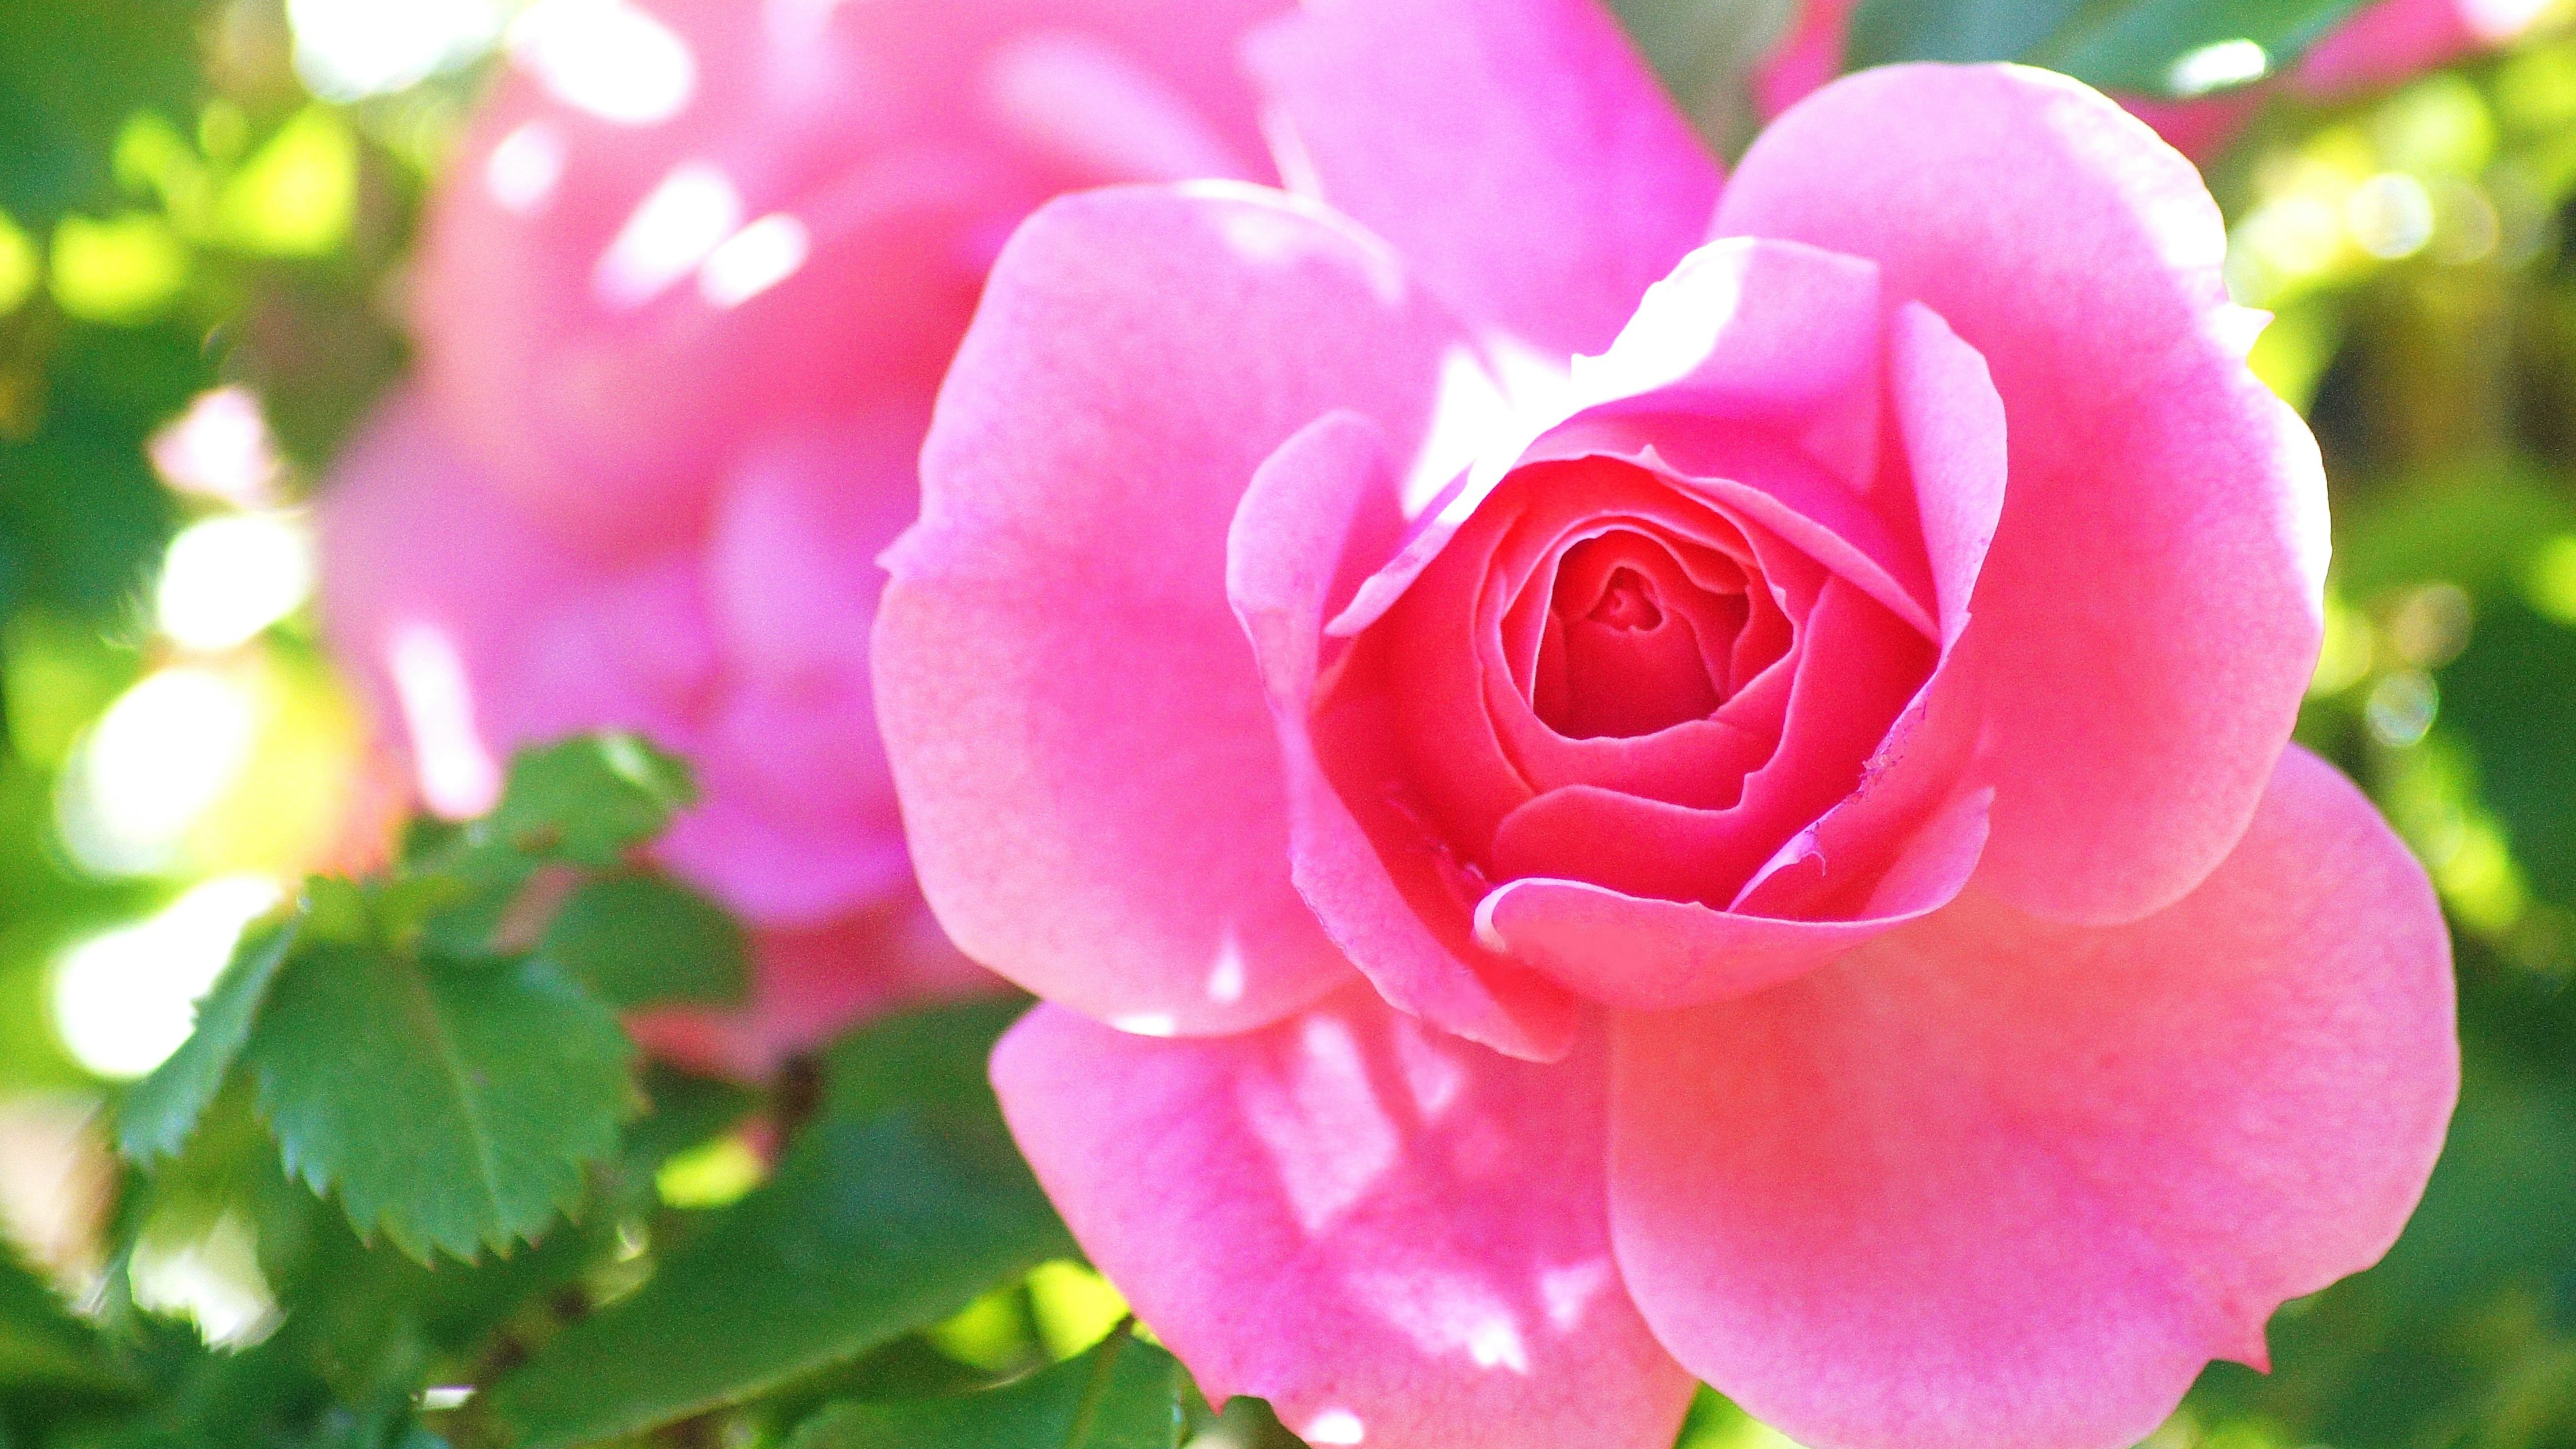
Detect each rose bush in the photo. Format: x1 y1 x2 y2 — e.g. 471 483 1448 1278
321 0 1284 1073
1758 0 2556 158
872 1 2461 1446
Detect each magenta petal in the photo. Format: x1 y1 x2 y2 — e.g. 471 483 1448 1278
876 184 1468 1037
1244 0 1719 356
1478 785 1989 1012
1232 413 1581 1063
993 990 1696 1449
1609 746 2457 1449
1720 66 2329 926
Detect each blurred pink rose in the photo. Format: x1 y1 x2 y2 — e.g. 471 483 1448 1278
321 0 1283 1070
873 1 2458 1445
1758 0 2551 158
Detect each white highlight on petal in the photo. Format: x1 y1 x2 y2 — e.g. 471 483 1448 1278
1242 1014 1397 1234
388 623 502 817
1539 1258 1616 1332
156 513 315 652
51 875 285 1080
1390 1015 1464 1120
983 31 1245 184
486 121 569 215
57 667 261 875
594 162 742 311
1111 1013 1179 1037
1354 1267 1530 1373
1303 1409 1366 1444
511 0 697 125
698 213 810 309
1205 934 1248 1005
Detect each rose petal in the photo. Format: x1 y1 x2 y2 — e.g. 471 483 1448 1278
1244 0 1719 356
1720 64 2330 924
1609 745 2457 1449
877 184 1468 1038
419 0 1282 539
1232 413 1581 1062
1474 786 1988 1012
2295 0 2552 94
315 395 588 818
993 989 1696 1449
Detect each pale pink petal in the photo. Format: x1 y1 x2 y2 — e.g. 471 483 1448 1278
993 989 1695 1449
1244 0 1721 356
315 394 586 818
1721 65 2329 924
419 0 1282 540
1610 745 2457 1449
1231 413 1580 1063
876 184 1469 1037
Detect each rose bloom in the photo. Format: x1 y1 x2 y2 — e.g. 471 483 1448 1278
872 0 2461 1445
1758 0 2555 158
321 0 1283 1075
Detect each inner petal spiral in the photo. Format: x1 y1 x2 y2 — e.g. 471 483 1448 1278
1534 531 1752 740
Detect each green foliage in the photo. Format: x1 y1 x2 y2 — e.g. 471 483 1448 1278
0 321 205 625
1844 0 2367 97
0 0 210 226
0 1242 124 1391
111 735 704 1262
249 946 633 1262
495 1000 1073 1448
115 916 297 1161
539 872 748 1010
786 1326 1185 1449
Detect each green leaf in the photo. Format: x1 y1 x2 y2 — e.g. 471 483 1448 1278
785 1328 1184 1449
1844 0 2368 98
479 734 696 868
494 1104 1073 1446
538 872 747 1010
820 996 1034 1122
0 0 211 225
0 1241 125 1391
115 914 297 1161
246 945 634 1263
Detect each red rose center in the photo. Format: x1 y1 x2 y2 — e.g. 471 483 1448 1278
1533 529 1774 741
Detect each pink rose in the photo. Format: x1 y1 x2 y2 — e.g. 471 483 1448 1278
1759 0 2551 158
320 0 1283 1068
872 3 2459 1446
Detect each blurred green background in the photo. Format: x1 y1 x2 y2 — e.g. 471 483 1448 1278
3 2 2576 1446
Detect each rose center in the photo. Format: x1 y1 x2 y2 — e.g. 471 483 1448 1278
1533 531 1754 741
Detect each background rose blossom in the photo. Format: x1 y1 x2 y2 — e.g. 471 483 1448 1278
319 0 1284 1073
873 1 2460 1446
1757 0 2556 157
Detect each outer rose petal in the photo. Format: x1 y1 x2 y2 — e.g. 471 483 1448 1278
877 184 1469 1037
315 395 586 818
1610 745 2457 1449
2296 0 2554 94
1231 413 1582 1062
1244 0 1720 356
1721 65 2329 924
419 0 1284 537
992 990 1695 1449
